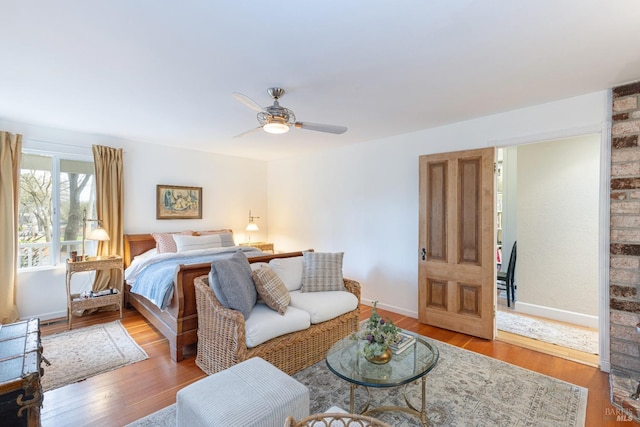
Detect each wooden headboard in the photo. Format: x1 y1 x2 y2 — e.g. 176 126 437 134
123 234 156 268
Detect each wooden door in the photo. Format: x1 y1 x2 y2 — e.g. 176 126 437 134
418 147 496 339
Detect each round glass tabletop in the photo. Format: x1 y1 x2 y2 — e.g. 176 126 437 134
325 332 439 388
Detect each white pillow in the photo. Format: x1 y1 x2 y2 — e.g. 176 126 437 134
127 248 159 271
268 256 304 291
133 247 158 261
173 234 227 252
198 231 235 247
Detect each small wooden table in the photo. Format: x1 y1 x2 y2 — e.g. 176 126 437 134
65 256 124 330
239 242 274 253
0 319 43 427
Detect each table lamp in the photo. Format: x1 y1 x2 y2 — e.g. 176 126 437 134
82 208 110 258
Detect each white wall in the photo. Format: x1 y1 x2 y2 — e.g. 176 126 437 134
516 135 600 319
268 91 609 318
1 119 268 321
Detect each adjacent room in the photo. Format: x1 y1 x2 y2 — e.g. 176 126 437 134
1 1 640 426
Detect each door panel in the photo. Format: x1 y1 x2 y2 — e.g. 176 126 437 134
427 161 447 261
459 157 481 264
418 147 495 339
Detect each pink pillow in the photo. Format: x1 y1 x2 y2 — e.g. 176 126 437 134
152 231 193 253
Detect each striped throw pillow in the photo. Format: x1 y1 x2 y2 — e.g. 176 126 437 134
252 267 290 315
301 252 344 292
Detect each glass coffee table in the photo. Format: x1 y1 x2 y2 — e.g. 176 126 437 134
325 332 439 426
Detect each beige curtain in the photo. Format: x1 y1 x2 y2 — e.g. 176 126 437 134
92 145 124 296
0 131 22 324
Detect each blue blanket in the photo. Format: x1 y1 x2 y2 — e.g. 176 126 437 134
130 248 261 310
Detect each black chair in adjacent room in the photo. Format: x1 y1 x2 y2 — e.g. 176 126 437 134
497 241 517 307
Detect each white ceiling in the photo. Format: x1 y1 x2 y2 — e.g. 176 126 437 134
1 1 640 161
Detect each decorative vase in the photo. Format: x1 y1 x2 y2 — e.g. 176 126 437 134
365 346 393 364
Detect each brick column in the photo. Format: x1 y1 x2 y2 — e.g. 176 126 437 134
610 81 640 414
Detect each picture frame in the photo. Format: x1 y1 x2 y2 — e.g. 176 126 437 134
156 185 202 219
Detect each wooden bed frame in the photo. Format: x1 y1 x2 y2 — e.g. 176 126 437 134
123 233 308 362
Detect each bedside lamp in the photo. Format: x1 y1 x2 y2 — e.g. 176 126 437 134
245 209 259 243
82 208 110 258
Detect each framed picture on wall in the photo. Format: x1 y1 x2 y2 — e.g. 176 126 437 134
156 185 202 219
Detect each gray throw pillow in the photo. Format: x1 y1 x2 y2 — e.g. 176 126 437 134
208 269 229 307
301 252 345 292
210 251 257 318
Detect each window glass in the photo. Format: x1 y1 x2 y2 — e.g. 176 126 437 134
19 153 95 269
59 159 96 263
19 154 53 268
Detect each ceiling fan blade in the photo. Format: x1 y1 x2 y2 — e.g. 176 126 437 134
294 122 347 134
232 92 265 113
233 126 264 138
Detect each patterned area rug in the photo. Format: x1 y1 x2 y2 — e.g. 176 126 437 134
127 405 175 427
496 310 599 355
41 320 148 391
128 335 587 427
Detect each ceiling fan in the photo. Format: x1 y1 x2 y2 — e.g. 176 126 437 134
232 87 348 137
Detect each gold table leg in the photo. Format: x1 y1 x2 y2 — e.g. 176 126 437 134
360 378 428 427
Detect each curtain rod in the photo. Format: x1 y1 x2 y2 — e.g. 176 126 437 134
23 137 125 152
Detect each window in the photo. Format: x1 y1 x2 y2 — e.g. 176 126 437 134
19 152 96 269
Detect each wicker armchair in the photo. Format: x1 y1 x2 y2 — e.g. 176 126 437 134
284 413 392 427
194 275 360 376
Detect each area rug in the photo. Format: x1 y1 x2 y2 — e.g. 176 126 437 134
127 335 587 427
496 310 599 355
41 320 149 392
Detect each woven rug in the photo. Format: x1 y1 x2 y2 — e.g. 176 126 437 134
128 335 587 427
41 320 148 392
496 310 599 355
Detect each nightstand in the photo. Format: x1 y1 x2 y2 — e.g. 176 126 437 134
239 242 274 254
65 256 124 330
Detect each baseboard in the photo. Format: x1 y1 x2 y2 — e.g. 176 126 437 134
22 310 67 323
514 301 599 329
361 298 418 319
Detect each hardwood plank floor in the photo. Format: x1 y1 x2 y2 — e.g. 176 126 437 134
39 306 622 426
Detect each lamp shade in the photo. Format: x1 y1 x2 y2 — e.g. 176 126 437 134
245 222 259 232
87 226 110 241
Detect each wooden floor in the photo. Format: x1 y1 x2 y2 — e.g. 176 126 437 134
39 306 622 426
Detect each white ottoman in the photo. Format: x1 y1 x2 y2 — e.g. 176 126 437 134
177 357 309 427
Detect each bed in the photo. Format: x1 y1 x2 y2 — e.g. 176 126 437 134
123 232 308 362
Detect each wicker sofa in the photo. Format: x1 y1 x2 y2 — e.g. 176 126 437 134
193 274 360 376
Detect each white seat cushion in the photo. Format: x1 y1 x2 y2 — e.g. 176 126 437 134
245 304 311 348
324 406 348 413
289 290 358 324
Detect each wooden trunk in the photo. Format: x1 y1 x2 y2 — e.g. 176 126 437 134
0 319 43 427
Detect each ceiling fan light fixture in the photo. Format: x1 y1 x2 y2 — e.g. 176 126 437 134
263 121 290 134
233 87 348 137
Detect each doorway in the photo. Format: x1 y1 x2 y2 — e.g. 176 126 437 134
495 134 601 366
